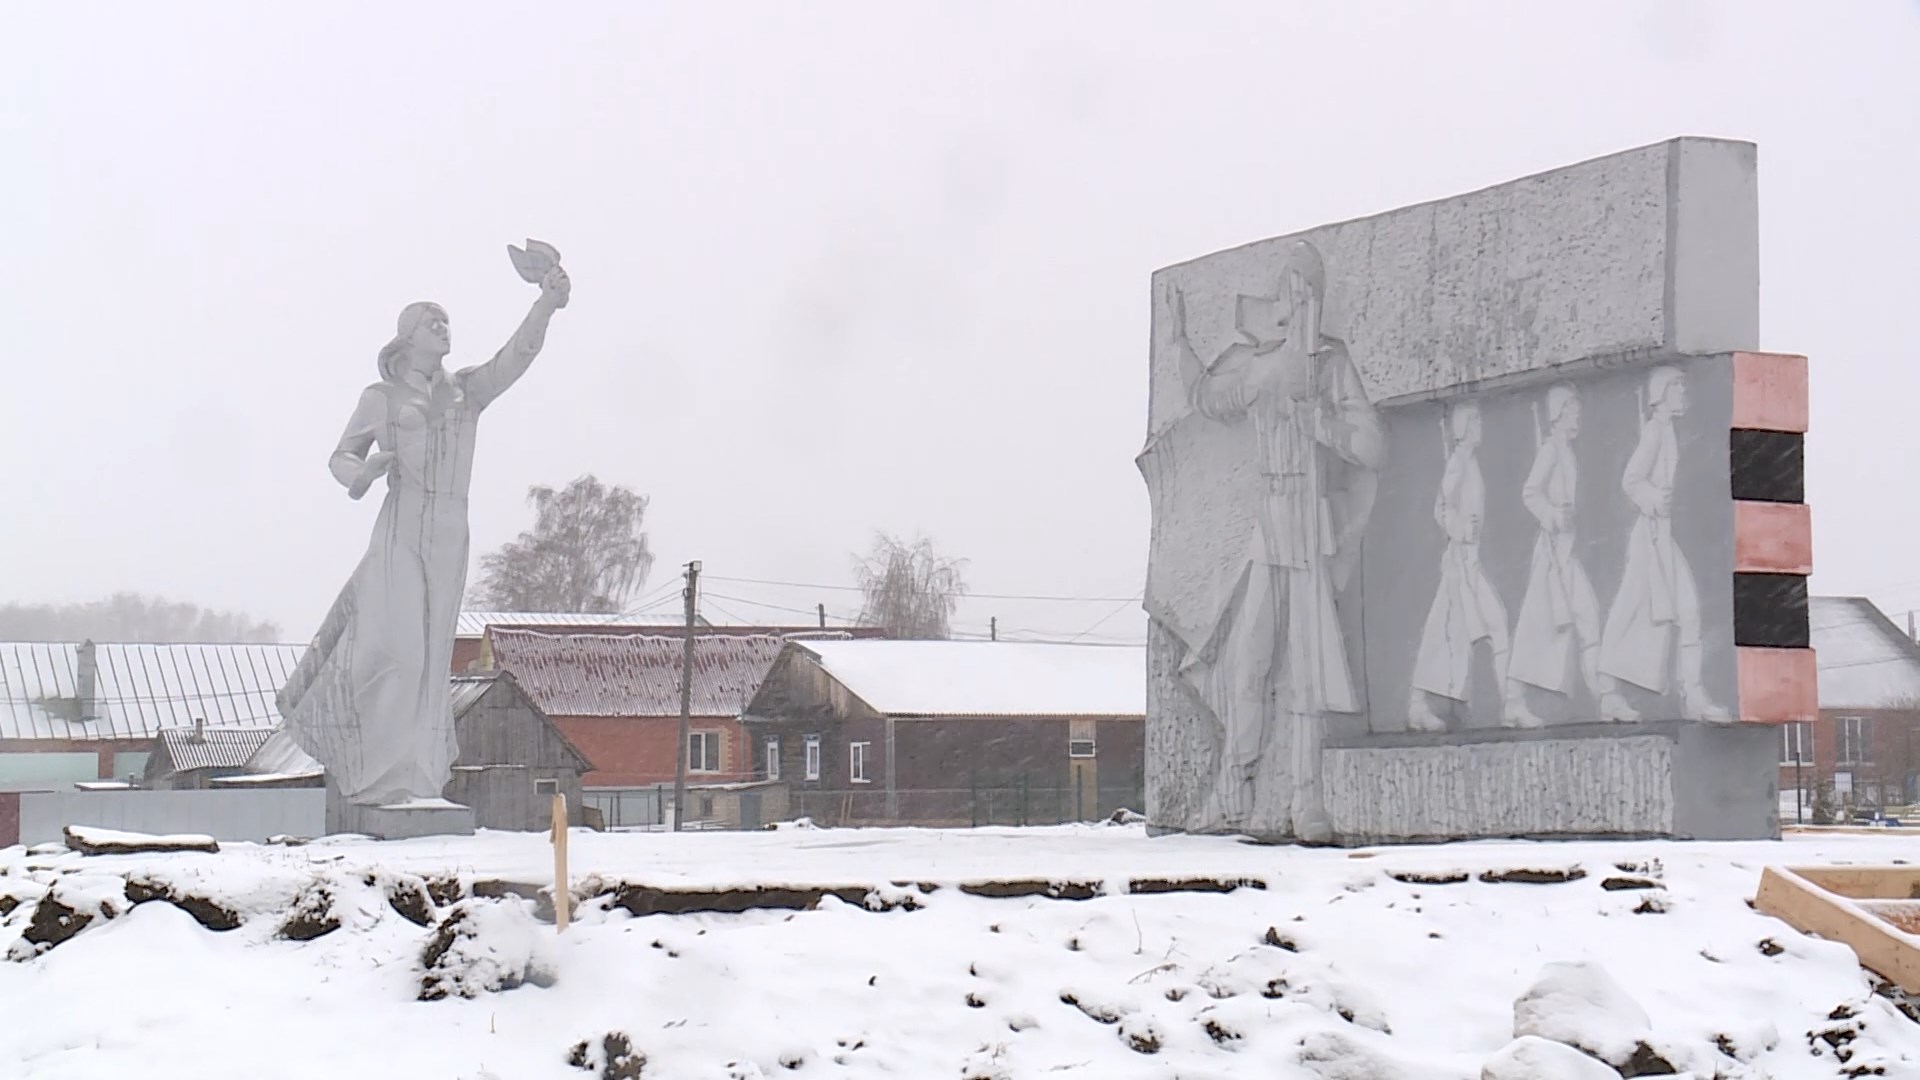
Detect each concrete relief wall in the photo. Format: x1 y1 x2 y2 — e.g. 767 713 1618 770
1141 137 1776 843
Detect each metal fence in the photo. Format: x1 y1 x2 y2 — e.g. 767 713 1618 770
785 769 1145 829
1780 759 1920 826
584 770 1145 832
581 786 669 831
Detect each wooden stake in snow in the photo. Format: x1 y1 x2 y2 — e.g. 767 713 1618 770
551 792 571 934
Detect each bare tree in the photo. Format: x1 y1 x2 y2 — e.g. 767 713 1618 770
473 475 654 613
853 532 968 639
0 593 282 642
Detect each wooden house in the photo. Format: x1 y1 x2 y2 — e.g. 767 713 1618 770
743 640 1146 827
216 671 593 831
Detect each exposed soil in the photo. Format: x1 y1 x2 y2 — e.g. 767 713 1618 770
123 877 241 931
1478 867 1587 885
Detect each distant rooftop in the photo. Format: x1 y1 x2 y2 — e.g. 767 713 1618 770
787 640 1145 718
1811 596 1920 710
456 611 701 636
0 642 305 742
489 629 854 718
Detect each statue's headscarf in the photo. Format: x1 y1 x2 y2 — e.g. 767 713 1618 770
377 301 447 383
1647 365 1684 412
1546 382 1578 427
1281 240 1326 301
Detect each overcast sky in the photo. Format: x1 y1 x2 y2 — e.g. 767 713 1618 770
4 1 1916 645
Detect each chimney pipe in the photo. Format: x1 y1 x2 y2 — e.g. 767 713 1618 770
76 640 98 723
192 717 205 742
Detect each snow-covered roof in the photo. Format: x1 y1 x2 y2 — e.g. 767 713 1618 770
1811 596 1920 710
156 725 274 773
789 640 1145 718
0 642 304 742
490 630 829 718
456 611 697 637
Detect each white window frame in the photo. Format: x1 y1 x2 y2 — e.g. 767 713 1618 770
534 777 559 795
765 736 781 781
850 741 871 784
1780 721 1811 767
1069 737 1097 758
804 735 822 781
688 730 722 774
1839 716 1872 766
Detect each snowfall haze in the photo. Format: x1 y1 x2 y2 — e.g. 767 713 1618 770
1 0 1916 641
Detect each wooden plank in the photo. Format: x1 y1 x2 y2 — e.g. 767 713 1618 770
551 792 570 934
1755 866 1920 993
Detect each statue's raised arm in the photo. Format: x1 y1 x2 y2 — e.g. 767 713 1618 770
460 239 572 410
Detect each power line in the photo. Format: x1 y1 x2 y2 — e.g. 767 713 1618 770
705 574 1140 604
703 592 858 624
1067 595 1144 644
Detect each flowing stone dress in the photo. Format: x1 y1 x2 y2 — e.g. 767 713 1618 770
275 329 541 806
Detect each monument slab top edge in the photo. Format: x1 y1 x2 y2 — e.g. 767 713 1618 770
1151 135 1754 277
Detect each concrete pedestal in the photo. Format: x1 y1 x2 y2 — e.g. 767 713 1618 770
1321 721 1779 845
326 782 475 840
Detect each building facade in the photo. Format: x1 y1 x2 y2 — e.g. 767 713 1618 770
1794 596 1920 818
744 640 1147 827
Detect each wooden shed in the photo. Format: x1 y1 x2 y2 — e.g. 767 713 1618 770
443 671 593 830
217 671 592 832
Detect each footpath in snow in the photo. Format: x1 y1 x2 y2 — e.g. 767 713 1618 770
2 823 1918 1079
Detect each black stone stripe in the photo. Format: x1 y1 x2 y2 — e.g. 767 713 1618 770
1733 573 1809 649
1730 430 1804 504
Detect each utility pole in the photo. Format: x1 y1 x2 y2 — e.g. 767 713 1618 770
672 560 701 832
817 602 827 630
1908 610 1915 643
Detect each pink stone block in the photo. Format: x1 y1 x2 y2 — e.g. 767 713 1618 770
1731 351 1808 433
1734 500 1813 575
1738 646 1817 724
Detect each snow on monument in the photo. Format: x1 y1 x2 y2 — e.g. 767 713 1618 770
1139 138 1813 844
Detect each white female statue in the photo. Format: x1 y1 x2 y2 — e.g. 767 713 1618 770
275 242 571 808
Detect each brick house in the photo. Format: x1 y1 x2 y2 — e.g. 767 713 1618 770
482 628 874 827
743 640 1146 827
1793 596 1920 817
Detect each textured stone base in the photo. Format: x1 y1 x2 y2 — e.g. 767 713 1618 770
1321 721 1778 845
326 783 475 840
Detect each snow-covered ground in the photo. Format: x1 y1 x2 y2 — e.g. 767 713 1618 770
3 824 1918 1079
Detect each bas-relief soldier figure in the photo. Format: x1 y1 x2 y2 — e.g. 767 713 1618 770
1159 241 1386 842
1408 401 1541 731
1598 365 1730 722
1509 383 1631 717
271 241 571 809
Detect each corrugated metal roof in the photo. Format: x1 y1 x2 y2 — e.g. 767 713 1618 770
1812 596 1920 710
789 640 1146 718
0 642 305 741
456 611 696 637
448 674 496 717
158 725 274 772
489 630 836 718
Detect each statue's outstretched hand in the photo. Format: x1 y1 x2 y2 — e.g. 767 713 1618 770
539 265 571 310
